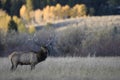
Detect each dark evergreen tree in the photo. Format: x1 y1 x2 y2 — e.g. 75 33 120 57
0 0 120 16
8 19 18 32
10 0 24 17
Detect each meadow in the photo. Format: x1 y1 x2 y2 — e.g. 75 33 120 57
0 16 120 80
0 57 120 80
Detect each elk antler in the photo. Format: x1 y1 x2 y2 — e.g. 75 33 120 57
33 32 56 47
46 33 56 47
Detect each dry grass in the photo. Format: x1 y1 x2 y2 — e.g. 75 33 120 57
55 15 120 32
0 57 120 80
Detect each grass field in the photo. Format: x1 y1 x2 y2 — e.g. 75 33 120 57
0 57 120 80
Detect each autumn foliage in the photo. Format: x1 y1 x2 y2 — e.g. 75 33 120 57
0 10 11 32
0 3 87 33
20 4 87 23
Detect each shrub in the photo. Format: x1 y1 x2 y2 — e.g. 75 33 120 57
54 17 120 57
55 26 85 56
82 27 120 57
1 16 120 57
2 31 31 56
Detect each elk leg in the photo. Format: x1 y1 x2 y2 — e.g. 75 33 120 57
10 64 14 71
12 62 18 71
10 61 14 71
14 64 18 70
31 64 35 70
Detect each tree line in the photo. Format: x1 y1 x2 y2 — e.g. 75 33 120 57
0 0 120 17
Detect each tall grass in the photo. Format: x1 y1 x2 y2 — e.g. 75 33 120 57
0 57 120 80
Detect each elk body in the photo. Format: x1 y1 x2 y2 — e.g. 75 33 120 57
8 46 48 71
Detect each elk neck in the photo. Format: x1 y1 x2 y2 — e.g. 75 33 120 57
37 47 48 62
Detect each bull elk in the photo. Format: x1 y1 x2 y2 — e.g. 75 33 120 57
9 46 48 71
8 33 54 71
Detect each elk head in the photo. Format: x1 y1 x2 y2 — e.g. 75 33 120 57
32 32 55 55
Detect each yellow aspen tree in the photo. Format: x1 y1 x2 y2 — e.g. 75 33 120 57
62 5 70 19
34 9 43 23
0 10 11 32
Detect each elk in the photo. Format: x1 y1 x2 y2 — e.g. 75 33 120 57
9 46 48 71
8 33 54 71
